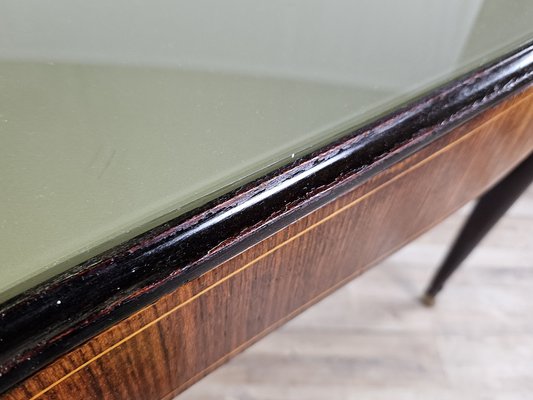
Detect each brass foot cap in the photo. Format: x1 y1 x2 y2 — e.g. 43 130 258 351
420 294 436 307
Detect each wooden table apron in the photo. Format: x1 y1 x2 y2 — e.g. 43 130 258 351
4 87 533 399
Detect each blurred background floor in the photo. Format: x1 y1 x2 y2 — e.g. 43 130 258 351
178 185 533 400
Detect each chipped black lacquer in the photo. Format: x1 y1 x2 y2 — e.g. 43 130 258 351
1 41 533 393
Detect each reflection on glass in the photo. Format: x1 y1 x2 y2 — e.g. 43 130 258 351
1 0 532 300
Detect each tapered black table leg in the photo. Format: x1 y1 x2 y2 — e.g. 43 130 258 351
422 152 533 306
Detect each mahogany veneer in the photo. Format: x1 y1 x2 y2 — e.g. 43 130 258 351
4 87 532 400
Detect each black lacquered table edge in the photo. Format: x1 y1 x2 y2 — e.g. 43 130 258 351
0 40 532 394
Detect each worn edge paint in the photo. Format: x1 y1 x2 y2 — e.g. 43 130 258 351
0 39 532 394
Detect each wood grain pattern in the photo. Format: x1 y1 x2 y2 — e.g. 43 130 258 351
423 152 533 303
4 87 533 400
180 185 533 400
1 41 532 393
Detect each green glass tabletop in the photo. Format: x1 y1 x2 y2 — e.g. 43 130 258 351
1 0 532 301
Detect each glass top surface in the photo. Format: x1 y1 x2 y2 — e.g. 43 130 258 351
1 0 532 301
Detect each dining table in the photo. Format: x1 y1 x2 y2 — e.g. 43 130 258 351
1 1 532 399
